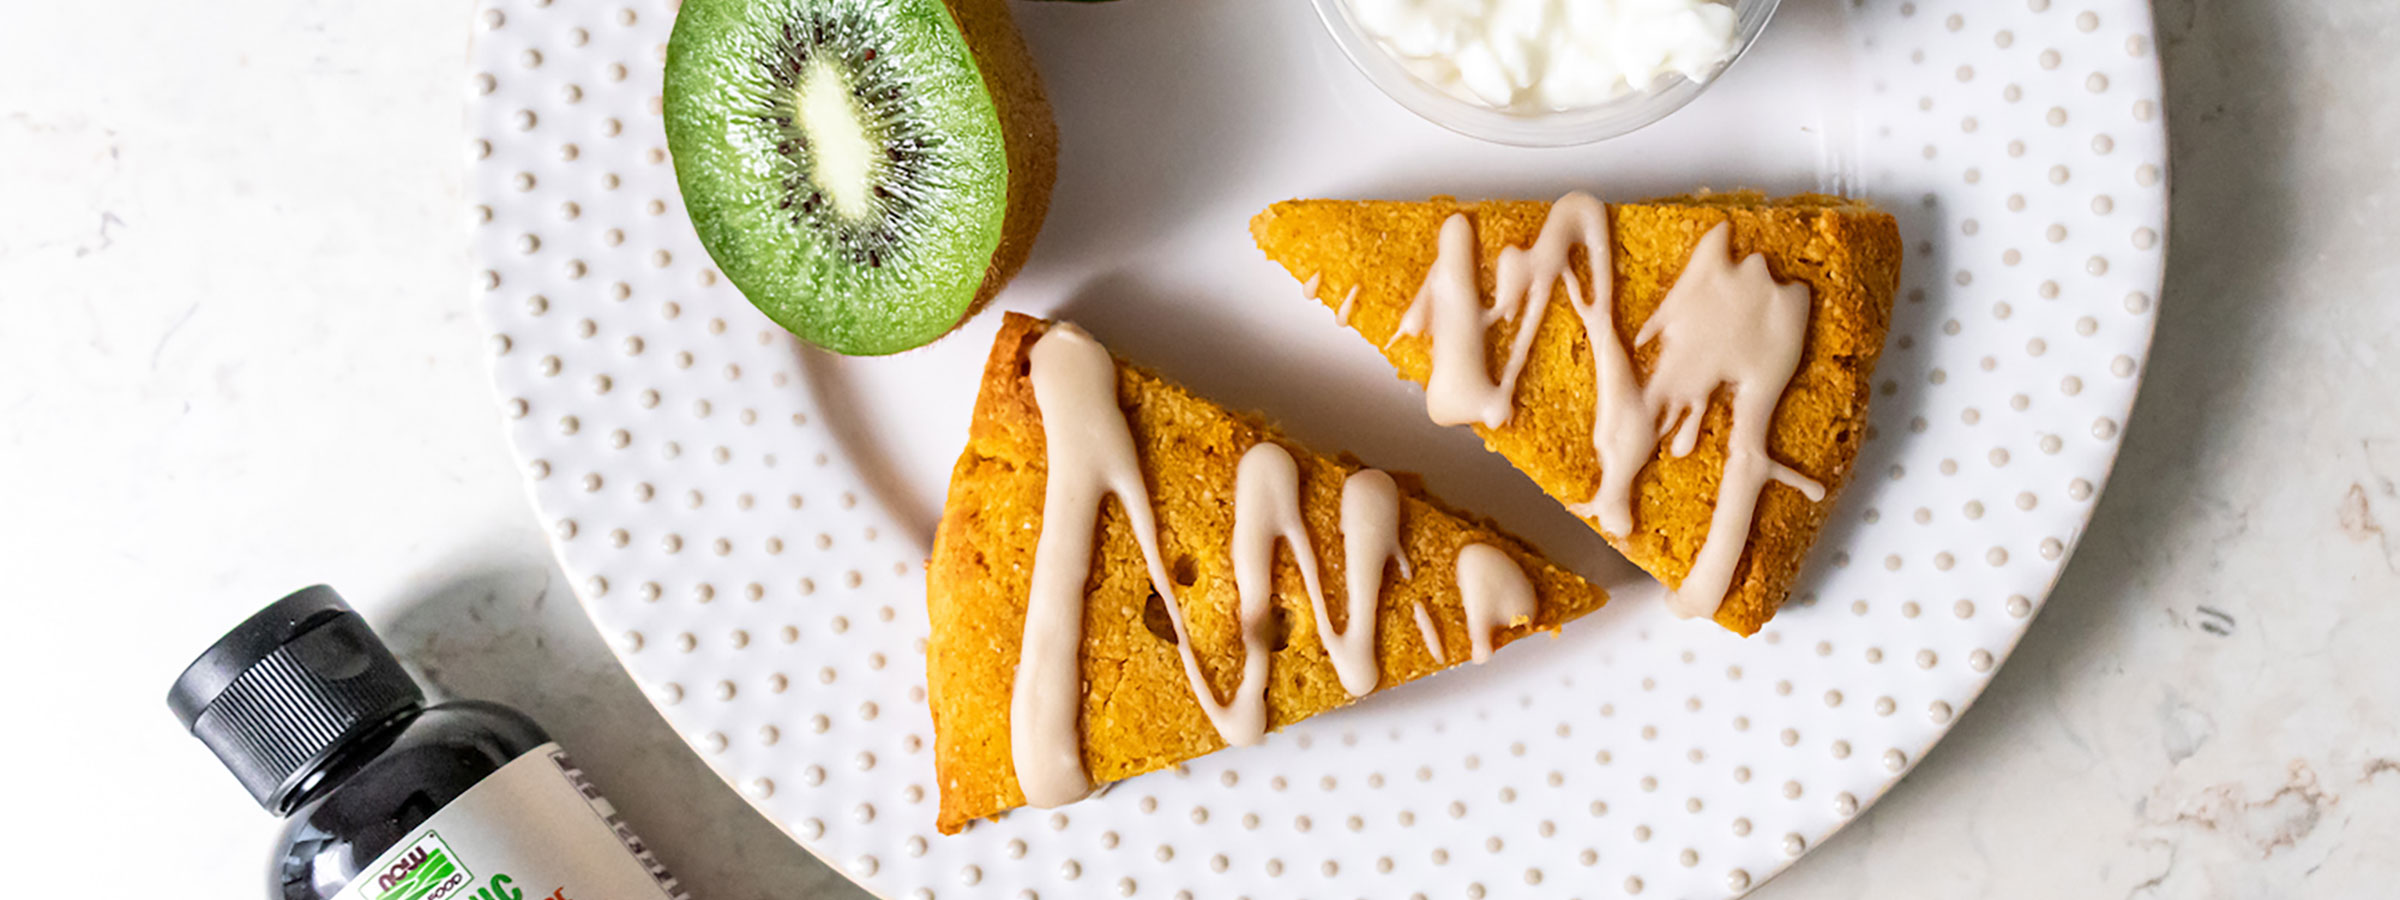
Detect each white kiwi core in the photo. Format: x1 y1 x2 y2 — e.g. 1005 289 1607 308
795 57 879 222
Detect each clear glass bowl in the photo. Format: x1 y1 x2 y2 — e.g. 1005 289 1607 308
1307 0 1784 147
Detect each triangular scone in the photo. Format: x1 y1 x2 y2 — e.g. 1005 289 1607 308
1251 192 1900 635
928 313 1610 834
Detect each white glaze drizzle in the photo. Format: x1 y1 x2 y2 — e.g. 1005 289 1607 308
1396 199 1830 622
1455 543 1536 663
1637 223 1826 618
1535 193 1657 538
1334 285 1361 326
1014 321 1575 803
1301 272 1322 300
1389 213 1552 428
1413 602 1447 664
1160 442 1330 747
1013 323 1185 808
1320 469 1412 697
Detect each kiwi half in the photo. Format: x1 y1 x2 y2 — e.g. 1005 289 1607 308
666 0 1056 355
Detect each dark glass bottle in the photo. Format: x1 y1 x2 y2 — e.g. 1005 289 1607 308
171 586 687 900
270 702 548 899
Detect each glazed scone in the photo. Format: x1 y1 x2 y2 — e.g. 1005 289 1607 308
1251 192 1901 635
927 313 1611 834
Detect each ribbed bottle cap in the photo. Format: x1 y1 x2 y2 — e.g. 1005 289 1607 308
169 586 424 811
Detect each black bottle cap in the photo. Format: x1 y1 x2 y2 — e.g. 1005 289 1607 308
169 585 425 811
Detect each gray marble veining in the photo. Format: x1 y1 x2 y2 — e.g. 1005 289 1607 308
2 1 2393 897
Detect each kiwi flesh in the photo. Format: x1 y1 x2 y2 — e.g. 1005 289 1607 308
666 0 1056 356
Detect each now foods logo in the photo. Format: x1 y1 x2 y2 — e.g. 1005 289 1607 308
368 832 473 900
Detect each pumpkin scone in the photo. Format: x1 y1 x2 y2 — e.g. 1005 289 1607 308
1251 191 1901 635
927 313 1610 834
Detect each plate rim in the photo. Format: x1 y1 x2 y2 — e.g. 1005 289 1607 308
465 0 2172 895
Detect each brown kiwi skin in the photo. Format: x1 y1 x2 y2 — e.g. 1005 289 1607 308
942 0 1057 339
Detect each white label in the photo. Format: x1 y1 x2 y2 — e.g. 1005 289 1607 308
334 743 686 900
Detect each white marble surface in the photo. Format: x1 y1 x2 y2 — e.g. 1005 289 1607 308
3 1 2394 898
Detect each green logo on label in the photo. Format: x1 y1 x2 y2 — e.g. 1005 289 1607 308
368 832 473 900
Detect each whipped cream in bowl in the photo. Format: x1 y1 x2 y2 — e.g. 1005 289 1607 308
1311 0 1781 145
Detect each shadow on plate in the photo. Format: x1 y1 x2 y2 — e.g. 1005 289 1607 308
1053 267 1650 592
1761 1 2300 892
379 562 872 900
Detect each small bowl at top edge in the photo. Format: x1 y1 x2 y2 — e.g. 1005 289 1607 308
1306 0 1785 147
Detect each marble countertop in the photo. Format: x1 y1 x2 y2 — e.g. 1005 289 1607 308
5 1 2393 897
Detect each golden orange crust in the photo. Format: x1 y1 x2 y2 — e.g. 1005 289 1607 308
928 314 1610 834
1249 192 1901 635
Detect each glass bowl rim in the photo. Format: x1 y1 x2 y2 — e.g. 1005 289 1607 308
1304 0 1787 147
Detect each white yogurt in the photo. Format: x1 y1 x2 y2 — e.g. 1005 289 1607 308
1345 0 1741 113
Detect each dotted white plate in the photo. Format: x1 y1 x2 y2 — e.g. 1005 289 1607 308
468 1 2165 897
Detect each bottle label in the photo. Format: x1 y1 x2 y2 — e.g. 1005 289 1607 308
333 743 687 900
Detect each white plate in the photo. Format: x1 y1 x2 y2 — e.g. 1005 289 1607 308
466 0 2166 897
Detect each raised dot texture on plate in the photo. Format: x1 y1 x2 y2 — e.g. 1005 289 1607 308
468 1 2165 898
